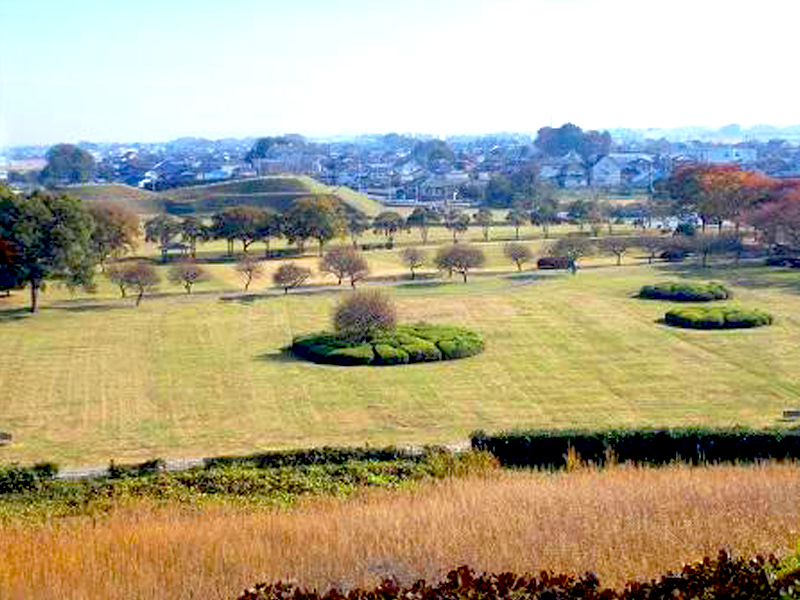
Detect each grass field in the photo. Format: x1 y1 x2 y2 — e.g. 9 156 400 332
1 258 799 466
0 462 797 599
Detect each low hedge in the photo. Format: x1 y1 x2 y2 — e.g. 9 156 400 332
639 281 732 301
239 553 793 600
470 428 800 468
664 306 773 329
290 323 483 366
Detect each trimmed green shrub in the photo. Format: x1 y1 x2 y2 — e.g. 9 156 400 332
664 306 773 329
402 340 442 362
471 428 800 469
289 323 483 366
373 344 409 365
326 345 375 365
639 281 732 301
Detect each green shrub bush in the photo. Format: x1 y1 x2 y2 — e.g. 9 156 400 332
638 281 732 301
373 343 410 365
470 428 800 468
289 323 483 366
664 306 773 329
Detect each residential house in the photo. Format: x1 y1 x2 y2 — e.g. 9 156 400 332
592 153 654 188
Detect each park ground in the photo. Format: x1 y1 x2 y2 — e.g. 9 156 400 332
0 242 798 466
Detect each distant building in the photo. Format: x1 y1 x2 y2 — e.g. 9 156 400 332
673 145 758 165
592 153 654 188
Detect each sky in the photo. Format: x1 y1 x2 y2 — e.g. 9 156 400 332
1 0 800 147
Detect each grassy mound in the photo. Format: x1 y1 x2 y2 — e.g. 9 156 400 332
291 323 484 366
664 306 773 330
159 176 382 216
639 281 732 302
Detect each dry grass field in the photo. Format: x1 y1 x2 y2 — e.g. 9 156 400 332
0 259 799 466
0 463 797 600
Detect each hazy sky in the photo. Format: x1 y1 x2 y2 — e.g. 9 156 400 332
1 0 799 147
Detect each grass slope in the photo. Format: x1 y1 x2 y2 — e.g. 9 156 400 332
157 176 383 216
1 262 799 465
56 184 160 214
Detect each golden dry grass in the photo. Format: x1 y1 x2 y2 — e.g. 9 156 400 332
0 463 797 600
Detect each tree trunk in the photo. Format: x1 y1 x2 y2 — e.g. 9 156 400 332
616 255 621 266
185 283 192 294
29 282 39 313
161 247 168 263
462 272 468 283
517 263 522 271
515 227 520 240
264 239 271 257
318 240 324 257
350 278 356 288
543 224 550 239
452 230 457 244
245 275 251 291
422 228 428 245
483 228 489 242
136 288 144 306
284 287 289 294
410 268 416 280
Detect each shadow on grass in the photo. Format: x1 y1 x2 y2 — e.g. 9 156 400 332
256 348 303 364
0 308 30 323
653 261 800 295
504 272 546 283
395 280 453 290
51 303 130 314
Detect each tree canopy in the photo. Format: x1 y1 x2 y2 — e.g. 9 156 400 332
0 189 96 312
40 144 96 185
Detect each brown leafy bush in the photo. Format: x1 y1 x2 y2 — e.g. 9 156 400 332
237 552 785 600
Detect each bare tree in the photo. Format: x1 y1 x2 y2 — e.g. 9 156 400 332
273 263 311 294
107 261 160 306
434 244 486 282
333 290 396 340
235 255 264 291
167 260 209 294
638 236 666 264
503 242 533 271
599 237 631 266
399 247 427 280
320 246 369 288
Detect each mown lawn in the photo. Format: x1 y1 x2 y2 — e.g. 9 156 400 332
0 262 798 466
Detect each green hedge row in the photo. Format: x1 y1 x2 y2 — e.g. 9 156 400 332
290 323 484 366
664 306 773 329
470 428 800 468
639 281 732 301
0 463 58 494
238 552 795 600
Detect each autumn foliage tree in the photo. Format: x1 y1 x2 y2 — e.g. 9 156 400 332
86 201 141 271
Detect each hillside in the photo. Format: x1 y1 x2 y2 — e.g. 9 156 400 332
57 183 160 213
157 176 383 216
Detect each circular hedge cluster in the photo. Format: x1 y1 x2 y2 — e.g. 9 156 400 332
664 306 773 330
639 281 732 302
290 323 484 366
